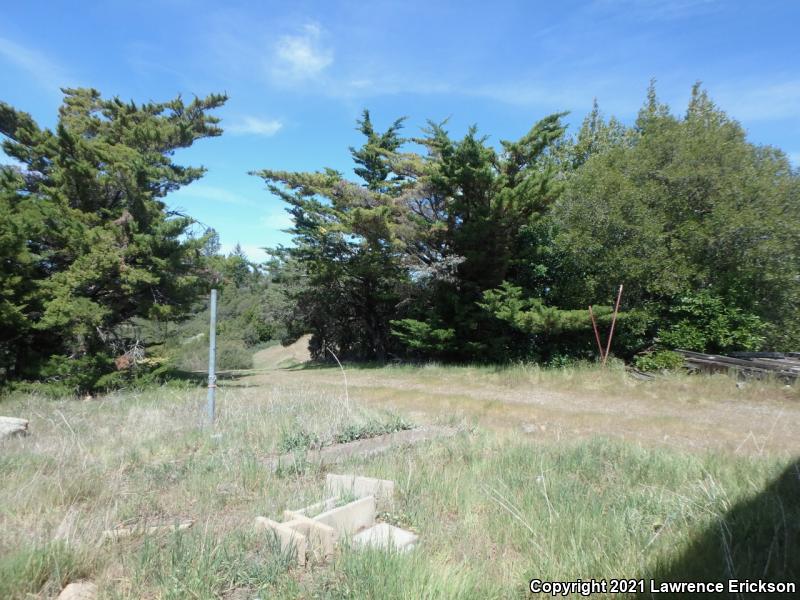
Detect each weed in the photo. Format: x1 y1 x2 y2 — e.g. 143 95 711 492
0 542 91 600
333 414 414 444
278 427 320 453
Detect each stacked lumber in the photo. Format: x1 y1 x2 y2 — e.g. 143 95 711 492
677 350 800 381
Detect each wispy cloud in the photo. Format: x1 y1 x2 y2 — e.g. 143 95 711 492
0 36 69 93
227 116 283 136
272 23 333 82
170 185 258 207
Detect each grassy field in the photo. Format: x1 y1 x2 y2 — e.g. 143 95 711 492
1 345 798 598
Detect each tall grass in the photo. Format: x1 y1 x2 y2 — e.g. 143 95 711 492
0 368 796 597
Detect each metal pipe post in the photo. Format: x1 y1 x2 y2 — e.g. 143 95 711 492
207 289 218 424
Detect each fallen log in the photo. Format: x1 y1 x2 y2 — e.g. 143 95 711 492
677 350 799 381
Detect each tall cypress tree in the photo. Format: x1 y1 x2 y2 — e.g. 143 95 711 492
0 88 227 388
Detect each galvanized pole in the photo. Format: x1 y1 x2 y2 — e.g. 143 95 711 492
207 289 218 425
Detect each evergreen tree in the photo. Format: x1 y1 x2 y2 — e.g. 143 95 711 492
554 83 800 350
253 113 408 360
0 88 227 389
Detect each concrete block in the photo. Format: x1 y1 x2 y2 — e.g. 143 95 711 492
254 517 307 566
282 514 336 561
312 495 376 539
326 474 395 503
0 416 29 440
57 582 97 600
352 523 418 552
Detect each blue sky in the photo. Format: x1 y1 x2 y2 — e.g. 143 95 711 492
2 0 799 261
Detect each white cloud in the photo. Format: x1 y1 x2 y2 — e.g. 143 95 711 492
227 116 283 136
170 185 258 207
0 36 68 93
272 23 333 82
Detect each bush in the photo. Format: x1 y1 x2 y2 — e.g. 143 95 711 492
634 350 685 372
659 291 765 353
38 354 114 395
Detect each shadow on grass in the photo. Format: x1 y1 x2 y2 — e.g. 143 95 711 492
638 460 799 599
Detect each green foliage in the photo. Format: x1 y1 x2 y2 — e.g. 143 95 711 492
253 113 409 361
658 291 765 353
634 350 685 372
39 353 115 395
480 282 654 359
554 82 800 350
0 88 227 390
256 112 569 362
481 282 608 335
389 319 455 356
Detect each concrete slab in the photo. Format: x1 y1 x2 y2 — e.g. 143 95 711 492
326 474 395 503
312 495 376 539
254 517 307 566
352 523 418 552
266 426 460 472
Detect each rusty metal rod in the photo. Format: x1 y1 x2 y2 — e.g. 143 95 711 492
602 284 624 366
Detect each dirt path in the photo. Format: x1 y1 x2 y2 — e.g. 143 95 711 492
245 340 800 458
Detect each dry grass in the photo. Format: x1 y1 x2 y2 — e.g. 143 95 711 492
257 357 800 456
1 352 797 598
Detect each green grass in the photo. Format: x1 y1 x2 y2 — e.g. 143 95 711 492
0 367 797 598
